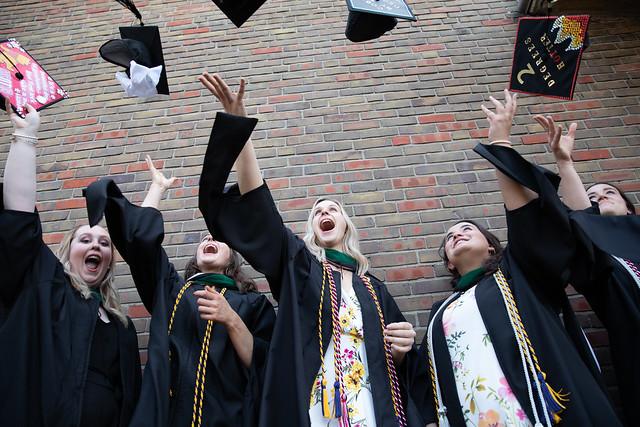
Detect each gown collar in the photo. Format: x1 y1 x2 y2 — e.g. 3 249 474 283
324 248 358 271
455 267 486 292
187 272 238 290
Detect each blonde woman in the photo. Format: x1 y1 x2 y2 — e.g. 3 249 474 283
0 102 140 426
196 73 424 427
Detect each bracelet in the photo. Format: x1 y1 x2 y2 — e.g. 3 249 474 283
488 139 511 146
11 133 38 146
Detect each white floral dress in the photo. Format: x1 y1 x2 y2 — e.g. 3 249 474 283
309 285 377 427
443 286 532 427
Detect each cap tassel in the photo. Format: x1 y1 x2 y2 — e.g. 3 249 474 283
339 395 351 427
334 381 343 418
321 378 331 418
537 371 568 424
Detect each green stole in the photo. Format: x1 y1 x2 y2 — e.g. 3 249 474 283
188 272 238 290
324 248 358 271
454 267 486 292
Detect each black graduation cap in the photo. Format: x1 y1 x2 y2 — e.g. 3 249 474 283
211 0 268 28
99 25 170 95
509 15 590 100
344 0 416 43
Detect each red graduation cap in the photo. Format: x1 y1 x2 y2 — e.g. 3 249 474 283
0 39 69 118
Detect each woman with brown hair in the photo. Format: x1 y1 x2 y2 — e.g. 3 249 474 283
416 91 622 427
536 115 639 425
0 102 141 426
196 72 423 427
84 154 275 427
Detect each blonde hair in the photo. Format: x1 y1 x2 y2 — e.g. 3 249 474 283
303 198 369 276
57 224 128 326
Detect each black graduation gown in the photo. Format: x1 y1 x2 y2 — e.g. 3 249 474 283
562 204 640 426
415 144 622 426
84 178 276 427
0 184 141 427
197 112 425 427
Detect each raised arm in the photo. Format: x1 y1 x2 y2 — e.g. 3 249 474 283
534 115 591 210
141 155 176 209
480 90 537 211
2 100 40 212
198 72 262 194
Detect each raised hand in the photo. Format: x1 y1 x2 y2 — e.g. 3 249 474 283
5 98 40 138
198 72 247 117
145 155 176 190
481 89 517 145
384 321 416 364
534 115 578 164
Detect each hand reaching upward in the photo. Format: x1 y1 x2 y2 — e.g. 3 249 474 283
198 72 247 117
481 89 517 145
534 115 578 164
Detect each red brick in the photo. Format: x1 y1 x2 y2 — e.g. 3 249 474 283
392 176 436 188
95 130 128 140
411 133 452 144
128 160 163 173
418 114 455 124
482 18 513 26
397 199 441 212
386 266 435 281
572 149 611 161
521 133 548 145
391 136 411 146
436 121 477 132
128 304 151 318
72 52 96 61
68 118 98 127
182 28 209 35
55 198 86 210
269 94 303 104
167 19 192 27
62 177 98 189
43 232 66 245
252 47 282 55
344 159 385 170
267 178 290 189
411 44 445 53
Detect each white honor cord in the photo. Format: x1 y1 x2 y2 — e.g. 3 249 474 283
426 292 457 427
493 272 551 427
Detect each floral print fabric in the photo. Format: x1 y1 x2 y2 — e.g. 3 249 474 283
309 285 377 427
443 286 531 427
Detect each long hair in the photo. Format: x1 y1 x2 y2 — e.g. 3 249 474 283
57 224 128 326
303 197 369 276
438 219 504 288
586 182 637 215
183 248 256 293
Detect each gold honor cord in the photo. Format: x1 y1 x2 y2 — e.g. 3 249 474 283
168 282 228 427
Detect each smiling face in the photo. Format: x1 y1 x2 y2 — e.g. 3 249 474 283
68 225 113 287
587 183 633 216
443 222 493 275
310 199 348 250
196 234 232 274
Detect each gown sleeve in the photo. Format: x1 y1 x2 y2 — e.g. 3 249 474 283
243 293 277 427
198 112 296 301
0 183 47 305
474 143 574 292
84 178 181 312
375 277 434 425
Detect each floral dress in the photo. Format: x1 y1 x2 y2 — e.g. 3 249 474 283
309 285 377 427
443 286 532 427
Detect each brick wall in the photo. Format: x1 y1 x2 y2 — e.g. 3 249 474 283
1 0 638 409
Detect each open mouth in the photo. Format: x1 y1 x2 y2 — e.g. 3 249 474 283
84 254 102 272
203 244 219 255
453 238 468 249
320 218 335 232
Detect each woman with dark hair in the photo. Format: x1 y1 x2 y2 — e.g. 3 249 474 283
83 154 275 427
0 102 141 426
535 115 639 424
196 72 424 427
416 91 622 427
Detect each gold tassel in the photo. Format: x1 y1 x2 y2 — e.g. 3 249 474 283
321 377 330 417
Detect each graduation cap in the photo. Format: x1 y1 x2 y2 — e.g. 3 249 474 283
99 1 169 96
211 0 268 28
509 15 590 100
0 38 68 118
345 0 416 43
